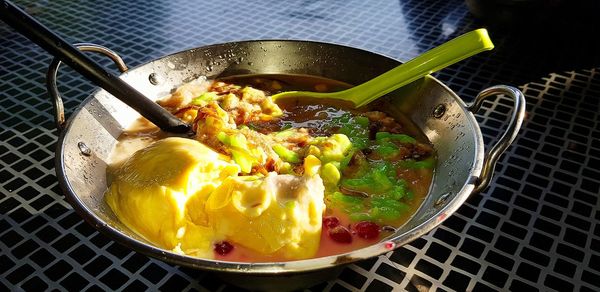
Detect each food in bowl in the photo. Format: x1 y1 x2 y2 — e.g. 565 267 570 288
105 74 436 262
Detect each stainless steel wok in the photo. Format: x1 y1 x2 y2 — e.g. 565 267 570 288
50 40 524 290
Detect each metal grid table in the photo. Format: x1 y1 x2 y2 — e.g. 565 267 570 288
1 0 599 291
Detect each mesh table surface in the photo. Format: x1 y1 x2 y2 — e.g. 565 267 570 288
1 0 599 291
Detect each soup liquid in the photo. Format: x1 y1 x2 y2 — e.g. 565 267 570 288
108 74 434 262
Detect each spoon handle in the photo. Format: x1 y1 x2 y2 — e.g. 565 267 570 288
0 0 190 133
346 29 494 107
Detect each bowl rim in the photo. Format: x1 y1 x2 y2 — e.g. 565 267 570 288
55 39 482 274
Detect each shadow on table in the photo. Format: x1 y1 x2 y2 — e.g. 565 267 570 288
479 0 600 82
399 0 600 86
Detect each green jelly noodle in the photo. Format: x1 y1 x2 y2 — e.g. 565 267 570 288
321 128 432 223
303 112 435 224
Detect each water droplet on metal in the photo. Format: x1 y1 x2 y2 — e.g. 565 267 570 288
434 192 452 207
433 104 446 118
148 73 160 85
78 142 91 156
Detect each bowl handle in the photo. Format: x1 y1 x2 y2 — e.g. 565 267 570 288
46 43 128 131
467 85 526 193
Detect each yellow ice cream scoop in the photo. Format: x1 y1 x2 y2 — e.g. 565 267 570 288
205 166 325 259
105 137 239 256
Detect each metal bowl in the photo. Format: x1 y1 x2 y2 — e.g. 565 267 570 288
50 40 524 290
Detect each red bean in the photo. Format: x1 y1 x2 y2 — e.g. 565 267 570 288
214 241 234 255
353 221 380 239
323 216 340 229
329 225 353 243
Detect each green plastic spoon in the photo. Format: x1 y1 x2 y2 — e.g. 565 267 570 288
271 28 494 108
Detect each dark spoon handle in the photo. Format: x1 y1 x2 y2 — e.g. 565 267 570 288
0 0 190 133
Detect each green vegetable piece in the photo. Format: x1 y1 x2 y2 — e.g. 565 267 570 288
390 134 416 144
376 132 417 144
217 132 256 173
355 116 370 127
217 132 230 144
371 161 396 178
275 128 295 138
385 185 407 200
331 161 341 170
330 191 363 205
345 204 363 213
230 133 248 148
399 157 435 169
375 132 391 140
341 176 389 194
349 212 372 221
339 149 355 170
337 125 352 136
330 113 369 150
375 145 399 157
341 177 371 188
353 138 369 150
372 170 393 189
231 149 253 173
232 134 247 148
371 197 409 211
191 92 218 105
285 200 298 210
336 114 350 123
273 144 300 163
392 201 410 213
369 206 403 221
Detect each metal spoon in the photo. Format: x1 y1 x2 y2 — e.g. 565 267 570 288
272 29 494 108
0 0 190 133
